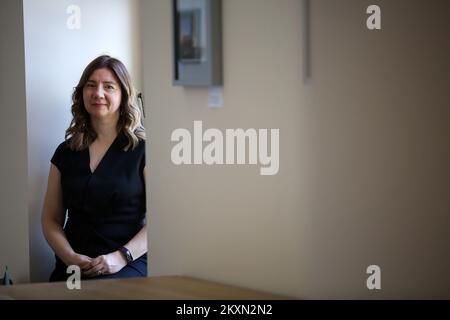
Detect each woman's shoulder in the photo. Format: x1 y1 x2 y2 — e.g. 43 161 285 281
54 139 70 153
133 137 145 154
130 129 146 148
137 137 145 147
118 131 145 151
130 135 145 158
55 138 76 152
51 139 72 170
134 129 146 146
53 138 81 158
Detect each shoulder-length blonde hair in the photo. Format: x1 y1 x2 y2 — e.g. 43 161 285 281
65 55 145 151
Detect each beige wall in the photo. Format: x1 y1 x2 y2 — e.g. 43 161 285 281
306 0 450 299
0 0 30 283
142 0 450 299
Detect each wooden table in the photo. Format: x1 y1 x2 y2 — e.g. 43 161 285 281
0 276 288 300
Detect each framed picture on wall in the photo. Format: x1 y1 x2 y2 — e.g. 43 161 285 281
172 0 223 86
179 8 202 63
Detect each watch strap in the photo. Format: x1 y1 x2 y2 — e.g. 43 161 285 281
118 246 133 264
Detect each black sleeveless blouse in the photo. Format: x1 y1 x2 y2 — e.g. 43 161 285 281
50 132 146 259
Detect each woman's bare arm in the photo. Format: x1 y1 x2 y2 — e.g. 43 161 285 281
120 165 148 259
41 164 92 268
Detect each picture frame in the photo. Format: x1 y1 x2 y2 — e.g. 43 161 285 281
172 0 223 86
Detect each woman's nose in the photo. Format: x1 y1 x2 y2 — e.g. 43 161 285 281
94 86 105 98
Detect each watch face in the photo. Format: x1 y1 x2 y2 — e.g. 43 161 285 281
126 251 133 263
121 247 133 263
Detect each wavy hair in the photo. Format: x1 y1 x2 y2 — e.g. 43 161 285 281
65 55 145 151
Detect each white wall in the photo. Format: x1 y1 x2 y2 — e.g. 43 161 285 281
0 0 30 284
141 0 450 299
23 0 142 282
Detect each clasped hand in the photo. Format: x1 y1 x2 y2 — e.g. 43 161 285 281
67 251 127 277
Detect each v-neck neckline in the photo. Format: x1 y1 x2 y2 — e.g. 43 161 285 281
87 133 121 175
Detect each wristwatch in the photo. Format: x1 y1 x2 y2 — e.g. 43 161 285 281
118 246 133 264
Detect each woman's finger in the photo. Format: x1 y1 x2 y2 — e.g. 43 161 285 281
83 266 104 277
82 258 102 273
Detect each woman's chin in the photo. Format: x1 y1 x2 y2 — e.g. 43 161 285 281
90 114 108 121
88 109 108 117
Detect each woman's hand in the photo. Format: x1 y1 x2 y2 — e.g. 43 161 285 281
83 251 127 277
65 253 93 271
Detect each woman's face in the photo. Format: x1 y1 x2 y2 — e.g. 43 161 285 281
83 68 122 120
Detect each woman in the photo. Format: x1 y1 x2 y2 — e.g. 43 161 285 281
42 55 147 281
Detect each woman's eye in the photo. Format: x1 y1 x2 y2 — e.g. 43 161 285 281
86 83 96 88
106 85 115 90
